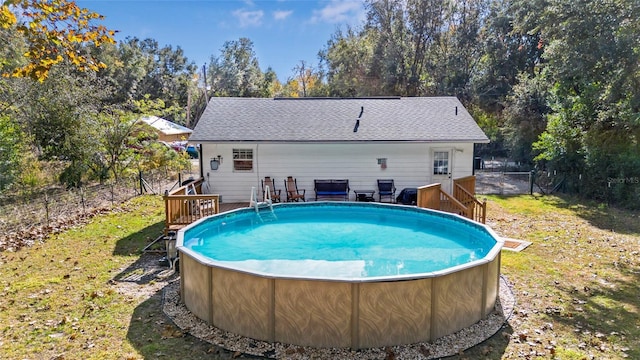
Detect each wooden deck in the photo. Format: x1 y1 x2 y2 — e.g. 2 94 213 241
164 176 486 236
219 202 249 213
213 187 485 224
164 177 220 234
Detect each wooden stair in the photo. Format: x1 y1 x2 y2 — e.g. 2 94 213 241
416 176 486 224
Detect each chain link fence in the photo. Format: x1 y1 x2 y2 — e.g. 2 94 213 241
1 180 137 233
0 162 200 251
474 158 534 195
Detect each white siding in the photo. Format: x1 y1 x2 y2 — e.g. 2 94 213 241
201 142 476 202
451 143 475 177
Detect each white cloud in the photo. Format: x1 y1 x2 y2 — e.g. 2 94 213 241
273 10 293 21
311 0 365 24
233 9 264 27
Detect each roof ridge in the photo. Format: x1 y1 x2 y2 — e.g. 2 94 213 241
273 96 401 100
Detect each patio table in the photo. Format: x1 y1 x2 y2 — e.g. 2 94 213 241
354 190 375 202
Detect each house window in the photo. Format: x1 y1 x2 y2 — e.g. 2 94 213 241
233 149 253 171
433 151 449 175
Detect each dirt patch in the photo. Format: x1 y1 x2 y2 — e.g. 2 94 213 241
111 252 179 300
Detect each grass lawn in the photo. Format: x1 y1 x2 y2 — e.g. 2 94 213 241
0 194 638 359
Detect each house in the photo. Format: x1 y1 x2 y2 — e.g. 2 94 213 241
140 115 192 142
189 97 489 203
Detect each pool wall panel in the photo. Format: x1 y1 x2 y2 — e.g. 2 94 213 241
181 254 211 324
484 255 501 316
357 278 432 348
274 279 352 348
431 265 484 339
211 268 273 342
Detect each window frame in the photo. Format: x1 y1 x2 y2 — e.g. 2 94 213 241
232 148 254 172
433 151 449 175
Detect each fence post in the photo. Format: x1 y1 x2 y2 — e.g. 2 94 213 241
139 171 144 195
44 193 49 227
164 190 170 235
110 183 115 206
80 187 86 214
530 170 535 195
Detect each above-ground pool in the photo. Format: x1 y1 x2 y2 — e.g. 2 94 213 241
177 202 503 349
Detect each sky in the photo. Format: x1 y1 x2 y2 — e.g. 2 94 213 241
76 0 367 81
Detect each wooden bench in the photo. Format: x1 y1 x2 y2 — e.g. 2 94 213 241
314 179 350 201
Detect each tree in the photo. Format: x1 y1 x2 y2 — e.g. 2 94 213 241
95 37 198 124
365 0 409 95
0 114 27 190
4 61 111 187
321 0 493 99
288 60 324 97
405 0 446 96
319 26 376 97
0 3 198 191
430 0 488 102
531 0 640 206
471 0 542 112
502 74 550 164
261 67 283 97
96 110 146 183
207 38 266 97
1 0 115 81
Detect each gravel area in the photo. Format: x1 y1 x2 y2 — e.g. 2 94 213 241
162 275 515 359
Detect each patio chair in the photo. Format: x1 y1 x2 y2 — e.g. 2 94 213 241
377 179 396 203
262 176 281 203
285 176 306 202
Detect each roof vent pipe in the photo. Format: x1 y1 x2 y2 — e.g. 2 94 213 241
455 106 458 115
359 106 364 118
353 119 360 132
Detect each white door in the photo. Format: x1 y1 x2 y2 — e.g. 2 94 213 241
432 150 453 193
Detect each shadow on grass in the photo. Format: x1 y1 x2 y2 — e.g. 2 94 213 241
549 266 640 358
113 220 165 257
125 286 263 359
108 216 234 358
492 193 640 235
543 194 640 235
113 252 265 359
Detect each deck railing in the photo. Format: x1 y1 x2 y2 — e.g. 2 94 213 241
453 175 476 195
163 176 485 231
417 182 486 224
417 183 469 217
416 183 443 210
163 177 219 233
453 183 486 224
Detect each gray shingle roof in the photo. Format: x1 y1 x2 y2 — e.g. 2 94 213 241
189 97 489 143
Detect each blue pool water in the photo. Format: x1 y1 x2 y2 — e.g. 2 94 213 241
180 203 499 279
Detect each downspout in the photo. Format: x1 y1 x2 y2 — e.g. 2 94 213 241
199 143 204 179
255 143 260 187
